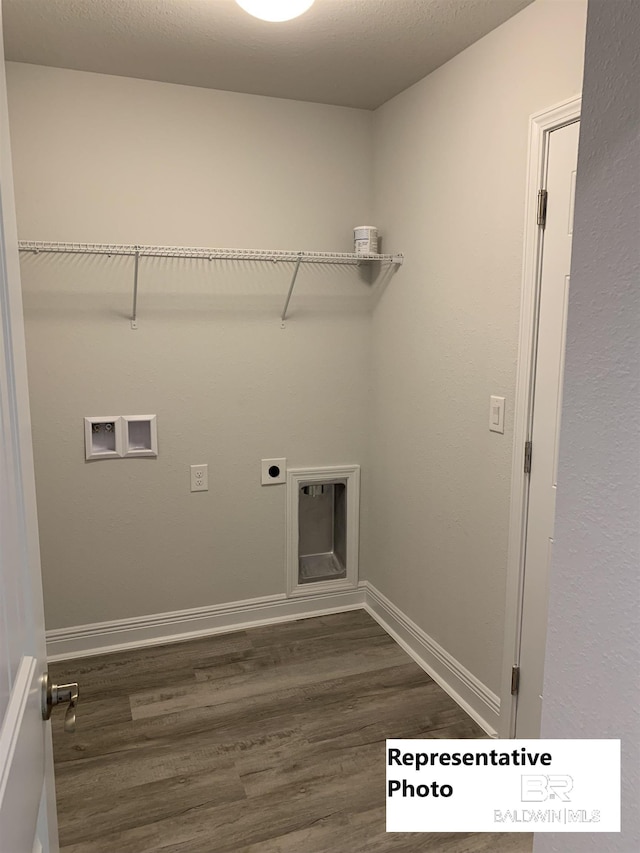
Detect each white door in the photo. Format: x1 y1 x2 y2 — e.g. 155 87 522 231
0 10 60 852
515 120 580 738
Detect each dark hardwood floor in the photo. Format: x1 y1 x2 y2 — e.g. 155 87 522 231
49 610 532 852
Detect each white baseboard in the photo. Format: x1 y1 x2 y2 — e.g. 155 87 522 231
362 582 500 737
46 581 500 737
46 587 366 661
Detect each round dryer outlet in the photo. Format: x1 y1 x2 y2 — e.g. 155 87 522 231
261 458 286 485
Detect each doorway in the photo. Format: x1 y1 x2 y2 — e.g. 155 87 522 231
501 97 581 738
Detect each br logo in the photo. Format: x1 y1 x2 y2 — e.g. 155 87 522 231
521 775 574 802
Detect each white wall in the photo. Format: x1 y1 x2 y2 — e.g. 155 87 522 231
367 0 587 695
7 64 374 628
536 1 640 850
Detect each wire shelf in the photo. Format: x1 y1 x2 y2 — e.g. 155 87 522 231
18 240 403 265
17 240 404 326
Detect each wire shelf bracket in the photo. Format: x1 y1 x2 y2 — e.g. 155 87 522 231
18 240 404 327
131 249 140 330
281 253 303 325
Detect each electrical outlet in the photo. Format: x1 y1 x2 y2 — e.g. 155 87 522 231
190 463 208 492
261 458 286 485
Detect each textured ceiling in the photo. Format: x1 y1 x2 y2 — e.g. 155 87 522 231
2 0 533 110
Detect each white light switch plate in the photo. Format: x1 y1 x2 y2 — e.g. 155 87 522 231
190 464 208 492
489 396 505 434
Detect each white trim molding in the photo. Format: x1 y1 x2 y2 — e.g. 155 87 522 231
363 583 499 737
500 95 581 738
46 587 366 661
46 581 499 737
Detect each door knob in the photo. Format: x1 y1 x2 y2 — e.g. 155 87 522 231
42 673 79 733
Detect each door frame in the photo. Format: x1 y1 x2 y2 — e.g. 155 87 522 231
0 14 59 847
499 95 581 739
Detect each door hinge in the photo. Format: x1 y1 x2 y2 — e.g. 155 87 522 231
524 440 532 474
537 189 548 228
511 665 520 695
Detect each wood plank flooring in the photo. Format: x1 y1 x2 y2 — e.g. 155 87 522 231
49 610 532 852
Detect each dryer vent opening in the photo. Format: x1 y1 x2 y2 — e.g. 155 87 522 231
286 465 359 597
298 481 347 584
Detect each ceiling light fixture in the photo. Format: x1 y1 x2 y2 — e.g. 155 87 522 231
234 0 315 23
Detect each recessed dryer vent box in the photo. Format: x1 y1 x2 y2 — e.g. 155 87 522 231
123 415 158 458
286 465 360 597
84 417 123 460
